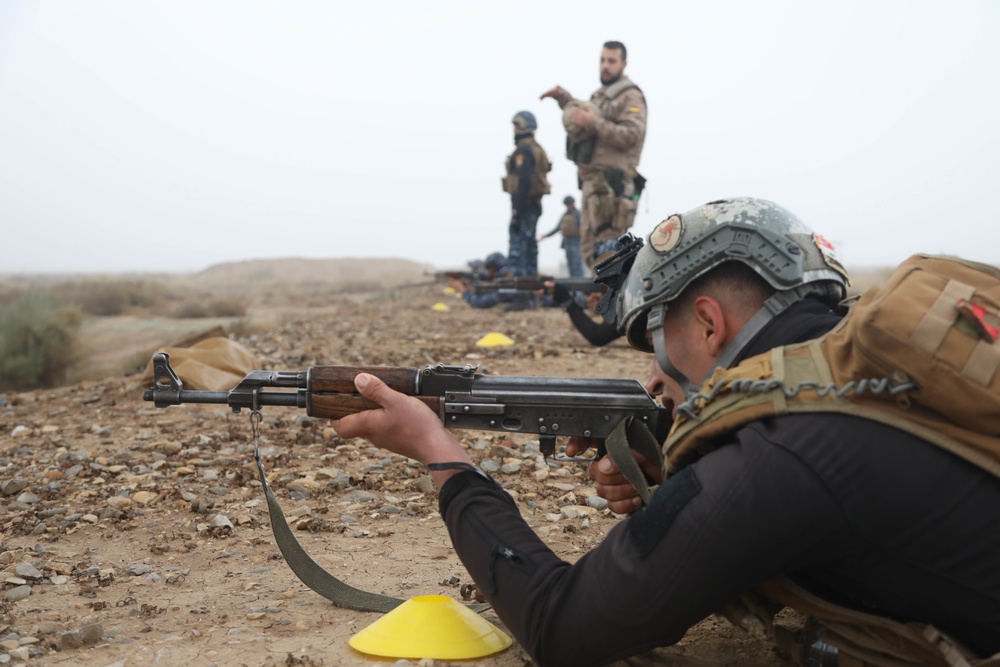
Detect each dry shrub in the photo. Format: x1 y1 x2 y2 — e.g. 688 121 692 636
0 291 81 390
48 279 173 316
171 297 247 319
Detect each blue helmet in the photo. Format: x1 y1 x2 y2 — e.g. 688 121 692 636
484 252 507 270
512 110 537 133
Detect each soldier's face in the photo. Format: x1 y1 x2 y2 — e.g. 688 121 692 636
600 47 626 85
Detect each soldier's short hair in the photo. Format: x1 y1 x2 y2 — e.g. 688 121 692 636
603 41 627 61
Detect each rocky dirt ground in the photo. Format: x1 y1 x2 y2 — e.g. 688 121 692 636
0 285 793 667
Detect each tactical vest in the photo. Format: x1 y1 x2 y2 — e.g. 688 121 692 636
590 77 640 113
664 254 1000 666
503 136 551 197
558 209 580 238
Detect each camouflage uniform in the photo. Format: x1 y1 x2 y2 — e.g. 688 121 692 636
556 76 647 268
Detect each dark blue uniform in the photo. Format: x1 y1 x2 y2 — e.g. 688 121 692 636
507 134 542 278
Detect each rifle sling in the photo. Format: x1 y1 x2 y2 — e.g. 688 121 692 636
251 414 491 614
604 418 662 504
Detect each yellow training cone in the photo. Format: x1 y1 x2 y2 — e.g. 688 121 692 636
475 331 514 347
443 286 457 295
349 595 512 660
432 302 450 312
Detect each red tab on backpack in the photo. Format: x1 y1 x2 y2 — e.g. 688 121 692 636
956 299 999 342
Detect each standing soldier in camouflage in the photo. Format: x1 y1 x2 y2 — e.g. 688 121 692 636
539 195 585 278
501 110 551 310
540 41 647 269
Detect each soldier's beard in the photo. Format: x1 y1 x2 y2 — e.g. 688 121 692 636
601 73 621 86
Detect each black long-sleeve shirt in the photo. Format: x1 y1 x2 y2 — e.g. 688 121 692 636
438 299 1000 665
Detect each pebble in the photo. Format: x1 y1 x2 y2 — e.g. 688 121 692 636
132 491 158 505
14 492 39 505
4 585 31 602
106 496 132 510
14 563 42 579
587 495 609 510
479 459 500 473
0 480 28 497
415 475 435 494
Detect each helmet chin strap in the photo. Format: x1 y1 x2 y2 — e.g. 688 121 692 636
646 303 694 397
648 286 816 399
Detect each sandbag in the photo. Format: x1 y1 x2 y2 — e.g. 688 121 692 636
141 337 256 391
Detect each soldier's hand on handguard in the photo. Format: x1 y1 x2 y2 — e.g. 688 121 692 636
332 374 472 490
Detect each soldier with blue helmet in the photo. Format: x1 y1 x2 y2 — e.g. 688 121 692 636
501 110 551 311
449 252 515 309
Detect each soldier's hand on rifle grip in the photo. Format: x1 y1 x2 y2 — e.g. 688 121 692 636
590 450 662 515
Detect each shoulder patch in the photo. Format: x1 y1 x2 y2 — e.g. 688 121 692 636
627 466 701 558
515 154 524 168
628 106 641 113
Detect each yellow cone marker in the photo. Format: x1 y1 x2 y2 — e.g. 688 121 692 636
349 595 512 660
443 287 457 295
475 332 514 347
432 302 450 312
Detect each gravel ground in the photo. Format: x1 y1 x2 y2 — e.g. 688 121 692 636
0 286 791 666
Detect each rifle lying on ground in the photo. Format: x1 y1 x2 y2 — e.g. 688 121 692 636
470 275 606 296
142 351 668 614
143 352 666 461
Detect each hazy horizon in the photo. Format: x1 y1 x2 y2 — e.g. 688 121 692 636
3 1 998 275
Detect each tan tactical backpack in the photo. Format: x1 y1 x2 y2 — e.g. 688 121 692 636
666 253 1000 479
664 253 1000 666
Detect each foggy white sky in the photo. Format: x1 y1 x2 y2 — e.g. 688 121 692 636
2 1 998 275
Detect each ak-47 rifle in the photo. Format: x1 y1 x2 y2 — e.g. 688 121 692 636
143 352 668 461
141 350 668 614
425 269 480 282
470 276 606 297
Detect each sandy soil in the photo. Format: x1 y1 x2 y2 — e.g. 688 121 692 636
0 285 793 666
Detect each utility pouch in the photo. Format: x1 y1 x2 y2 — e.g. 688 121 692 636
501 173 518 195
587 179 617 231
633 172 647 198
567 135 596 165
612 196 639 231
604 168 626 197
608 169 641 231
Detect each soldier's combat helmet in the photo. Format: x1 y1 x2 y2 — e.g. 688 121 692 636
484 252 507 271
562 100 600 141
600 197 849 392
563 195 575 205
512 111 537 133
